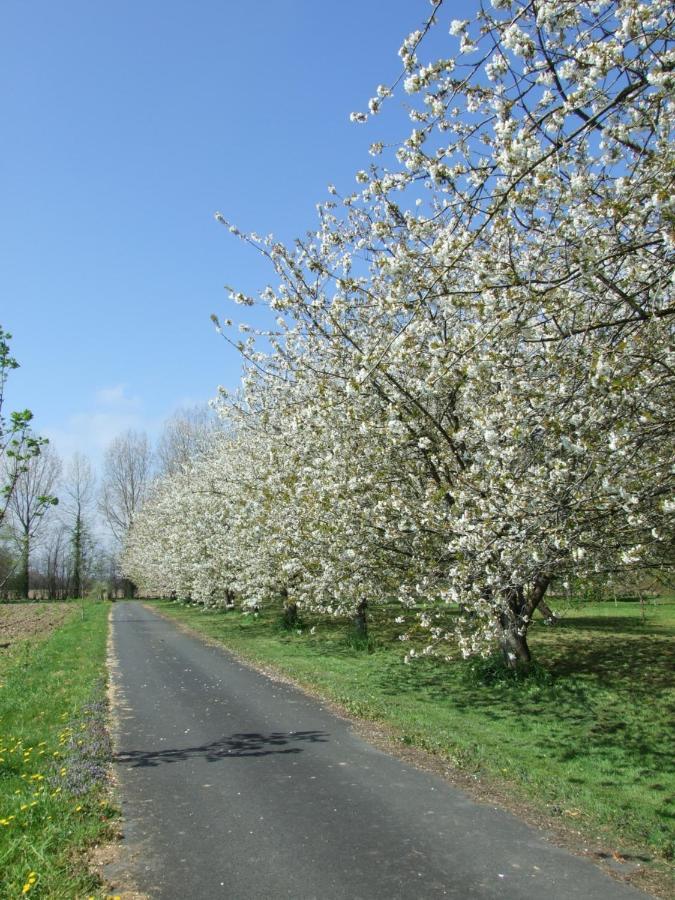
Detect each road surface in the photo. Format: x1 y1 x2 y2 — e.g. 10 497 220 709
107 601 647 899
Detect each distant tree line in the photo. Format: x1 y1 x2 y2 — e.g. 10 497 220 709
1 371 215 602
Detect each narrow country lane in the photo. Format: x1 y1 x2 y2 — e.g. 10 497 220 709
107 602 647 900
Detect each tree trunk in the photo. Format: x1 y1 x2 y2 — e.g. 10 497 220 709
498 574 551 668
122 578 136 599
283 604 299 627
280 586 298 628
282 601 299 628
71 514 82 599
353 598 368 639
538 600 558 623
498 619 531 668
18 532 30 600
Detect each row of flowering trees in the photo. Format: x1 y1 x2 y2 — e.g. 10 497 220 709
123 0 674 666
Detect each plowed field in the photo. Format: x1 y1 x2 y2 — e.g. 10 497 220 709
0 603 75 673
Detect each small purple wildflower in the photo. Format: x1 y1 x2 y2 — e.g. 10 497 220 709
49 684 112 797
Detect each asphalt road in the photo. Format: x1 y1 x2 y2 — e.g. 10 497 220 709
108 601 647 899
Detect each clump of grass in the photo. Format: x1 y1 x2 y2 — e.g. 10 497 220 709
342 625 377 654
277 607 304 632
462 653 553 687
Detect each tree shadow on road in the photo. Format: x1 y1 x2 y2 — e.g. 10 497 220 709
115 730 329 767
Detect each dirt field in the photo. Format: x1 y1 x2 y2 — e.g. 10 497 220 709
0 602 75 673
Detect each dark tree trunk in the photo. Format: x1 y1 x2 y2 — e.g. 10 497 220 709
282 601 299 628
282 604 299 627
353 598 368 638
280 586 298 628
122 578 136 599
537 600 558 623
498 620 532 667
18 532 29 600
71 514 82 599
498 575 551 669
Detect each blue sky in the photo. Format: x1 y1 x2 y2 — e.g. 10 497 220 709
1 0 465 466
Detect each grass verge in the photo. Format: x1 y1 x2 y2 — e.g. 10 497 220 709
151 597 674 896
0 601 117 899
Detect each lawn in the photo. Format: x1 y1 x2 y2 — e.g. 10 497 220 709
0 601 116 899
152 596 674 895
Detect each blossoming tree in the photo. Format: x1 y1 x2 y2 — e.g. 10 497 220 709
124 0 674 667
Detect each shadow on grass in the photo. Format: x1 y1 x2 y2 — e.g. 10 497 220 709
158 603 674 756
541 633 674 690
554 615 668 636
115 730 329 768
365 627 675 775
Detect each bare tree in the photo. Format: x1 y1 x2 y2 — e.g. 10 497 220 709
100 430 152 596
62 453 96 598
156 405 217 477
41 523 70 600
7 445 61 598
0 534 16 596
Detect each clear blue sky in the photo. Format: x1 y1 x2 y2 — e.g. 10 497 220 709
1 0 467 466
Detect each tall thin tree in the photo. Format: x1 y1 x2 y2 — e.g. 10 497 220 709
100 430 152 597
7 445 60 599
62 453 95 599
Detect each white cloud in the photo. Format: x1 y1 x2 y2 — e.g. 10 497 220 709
94 383 142 409
42 384 158 469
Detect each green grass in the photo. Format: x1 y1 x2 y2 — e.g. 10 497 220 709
0 601 116 899
152 597 675 874
0 604 74 683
